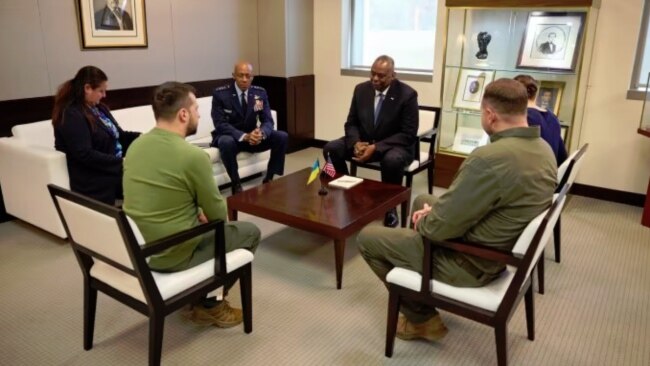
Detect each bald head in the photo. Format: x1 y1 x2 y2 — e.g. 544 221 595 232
370 55 396 92
232 61 254 91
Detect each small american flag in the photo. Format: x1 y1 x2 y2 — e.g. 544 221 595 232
322 155 336 177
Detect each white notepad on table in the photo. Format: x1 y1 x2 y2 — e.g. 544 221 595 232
328 175 363 189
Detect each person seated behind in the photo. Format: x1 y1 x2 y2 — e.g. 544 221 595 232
211 61 289 195
357 79 556 342
323 55 419 228
53 65 140 205
514 74 568 165
123 82 260 327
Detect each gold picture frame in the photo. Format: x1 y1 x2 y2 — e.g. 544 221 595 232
517 12 586 72
76 0 148 49
452 68 495 111
535 80 565 116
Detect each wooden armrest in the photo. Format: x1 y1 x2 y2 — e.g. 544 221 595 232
428 239 521 267
141 219 228 276
140 220 223 257
418 127 438 140
420 237 520 292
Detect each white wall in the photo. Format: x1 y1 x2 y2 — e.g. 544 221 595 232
313 0 650 194
576 0 650 194
0 0 260 101
258 0 314 77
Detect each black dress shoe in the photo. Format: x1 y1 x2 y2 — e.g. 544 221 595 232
232 183 243 195
383 208 399 228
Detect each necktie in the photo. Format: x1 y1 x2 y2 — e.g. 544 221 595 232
241 92 247 112
374 93 385 126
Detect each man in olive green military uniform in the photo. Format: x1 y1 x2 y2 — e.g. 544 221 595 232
358 78 557 342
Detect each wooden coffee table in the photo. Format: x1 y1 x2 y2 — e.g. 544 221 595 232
228 168 411 289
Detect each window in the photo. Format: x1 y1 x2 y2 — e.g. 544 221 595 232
347 0 437 74
630 0 650 97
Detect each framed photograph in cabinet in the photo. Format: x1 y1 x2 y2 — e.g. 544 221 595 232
451 126 490 154
76 0 148 49
452 68 495 111
535 80 565 115
517 12 585 72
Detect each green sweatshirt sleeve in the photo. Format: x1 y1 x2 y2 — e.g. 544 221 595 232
185 148 227 221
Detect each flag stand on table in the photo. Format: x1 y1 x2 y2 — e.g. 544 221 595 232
306 157 328 195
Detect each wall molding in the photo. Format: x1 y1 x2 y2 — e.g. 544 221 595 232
571 183 645 207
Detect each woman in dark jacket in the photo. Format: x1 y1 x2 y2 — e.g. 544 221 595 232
514 74 568 166
52 66 140 205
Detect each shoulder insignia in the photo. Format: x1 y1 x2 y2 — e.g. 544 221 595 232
250 85 265 91
214 85 229 91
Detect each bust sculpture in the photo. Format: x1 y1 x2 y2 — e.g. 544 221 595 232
476 31 492 60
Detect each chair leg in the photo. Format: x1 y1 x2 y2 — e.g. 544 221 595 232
400 202 408 228
385 290 401 358
149 313 165 366
240 264 253 334
495 324 508 366
83 283 97 350
525 283 535 341
537 252 545 295
427 165 434 194
554 217 561 263
405 174 413 190
350 162 357 176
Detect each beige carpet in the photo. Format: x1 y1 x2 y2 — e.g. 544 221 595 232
0 148 649 365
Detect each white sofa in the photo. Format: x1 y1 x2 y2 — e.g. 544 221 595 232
0 97 274 238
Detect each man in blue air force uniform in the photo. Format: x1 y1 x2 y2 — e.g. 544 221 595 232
210 61 288 194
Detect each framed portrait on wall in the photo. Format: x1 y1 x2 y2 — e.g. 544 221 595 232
76 0 148 49
517 12 586 72
452 68 495 111
535 80 565 115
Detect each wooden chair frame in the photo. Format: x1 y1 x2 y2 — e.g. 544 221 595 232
385 185 569 366
537 143 588 294
48 184 252 366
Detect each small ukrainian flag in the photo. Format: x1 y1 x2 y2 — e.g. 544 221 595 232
307 158 320 185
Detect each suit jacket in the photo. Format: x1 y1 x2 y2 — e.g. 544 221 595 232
94 6 134 30
211 84 274 143
54 104 140 204
344 79 418 155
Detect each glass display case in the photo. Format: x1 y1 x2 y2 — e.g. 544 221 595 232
435 0 600 187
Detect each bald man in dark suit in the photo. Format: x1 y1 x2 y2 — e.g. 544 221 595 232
323 55 419 227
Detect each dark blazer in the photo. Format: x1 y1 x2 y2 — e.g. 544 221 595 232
54 104 139 204
210 84 274 144
344 79 419 155
94 6 134 30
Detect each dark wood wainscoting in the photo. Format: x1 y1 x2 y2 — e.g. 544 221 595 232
256 75 315 152
433 153 465 188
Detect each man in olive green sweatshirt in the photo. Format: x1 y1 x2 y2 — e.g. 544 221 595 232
123 82 260 328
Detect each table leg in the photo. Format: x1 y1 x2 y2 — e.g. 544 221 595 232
229 209 238 221
642 177 650 227
334 239 345 289
400 199 410 228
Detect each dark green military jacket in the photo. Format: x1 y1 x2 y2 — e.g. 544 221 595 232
417 126 557 274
